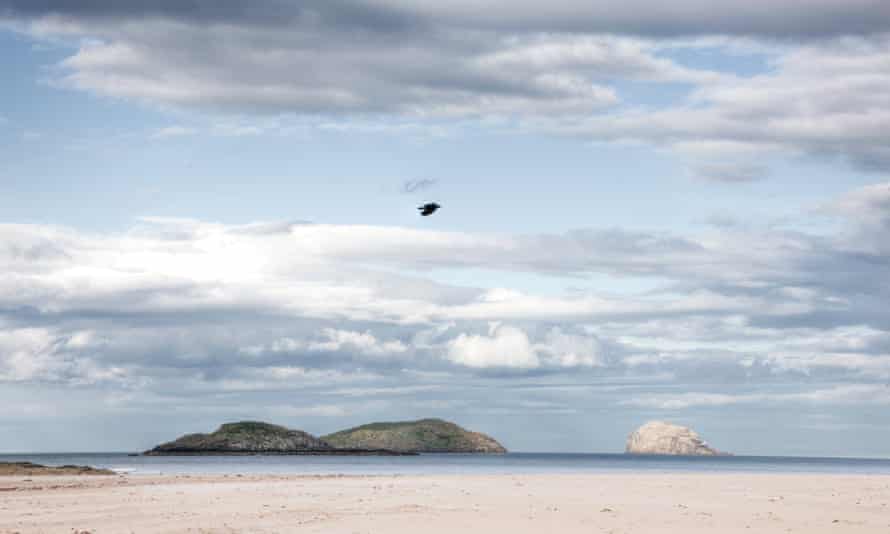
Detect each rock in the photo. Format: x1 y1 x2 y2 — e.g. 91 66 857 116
144 421 411 455
0 462 114 476
322 418 507 453
625 421 725 456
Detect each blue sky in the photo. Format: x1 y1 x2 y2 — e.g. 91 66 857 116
1 1 890 456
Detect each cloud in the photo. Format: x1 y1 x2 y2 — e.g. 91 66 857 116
538 327 604 368
820 181 890 255
0 326 128 385
3 2 726 122
324 384 443 397
447 324 540 369
309 328 408 355
1 182 890 402
826 182 890 227
4 0 889 37
4 1 890 173
27 20 628 118
565 35 890 172
381 0 890 37
473 35 726 85
243 328 410 360
446 324 606 369
621 384 890 409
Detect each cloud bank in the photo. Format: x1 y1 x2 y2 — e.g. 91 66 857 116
2 183 889 408
3 1 890 173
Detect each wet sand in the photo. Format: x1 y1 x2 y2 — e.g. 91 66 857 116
1 472 889 533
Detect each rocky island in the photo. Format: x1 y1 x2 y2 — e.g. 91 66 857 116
322 418 507 453
144 421 412 456
625 420 726 456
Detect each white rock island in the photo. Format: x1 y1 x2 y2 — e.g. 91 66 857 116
625 421 725 456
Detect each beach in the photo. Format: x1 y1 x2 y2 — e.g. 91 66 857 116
2 473 889 533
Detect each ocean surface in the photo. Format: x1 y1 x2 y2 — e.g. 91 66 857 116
3 452 890 476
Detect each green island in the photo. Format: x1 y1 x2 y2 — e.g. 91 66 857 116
322 418 506 454
144 419 506 455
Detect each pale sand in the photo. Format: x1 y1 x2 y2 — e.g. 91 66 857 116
2 473 889 533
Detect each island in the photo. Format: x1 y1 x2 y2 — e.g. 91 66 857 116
625 420 727 456
322 418 507 453
144 421 413 456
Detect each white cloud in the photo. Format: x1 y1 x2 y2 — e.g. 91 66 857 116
0 326 126 385
824 181 890 233
537 327 603 368
324 385 443 397
243 329 407 358
32 21 638 119
4 5 748 124
309 328 408 356
622 384 890 409
474 35 727 85
766 353 890 378
446 324 603 369
566 35 890 172
448 324 540 369
1 181 890 391
0 327 58 381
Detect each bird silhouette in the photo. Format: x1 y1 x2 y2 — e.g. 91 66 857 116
418 202 441 216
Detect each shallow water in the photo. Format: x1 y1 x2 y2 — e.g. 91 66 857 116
3 452 890 476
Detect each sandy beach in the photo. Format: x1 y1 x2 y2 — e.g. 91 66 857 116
2 472 889 533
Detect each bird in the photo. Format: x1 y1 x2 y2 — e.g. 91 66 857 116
418 202 441 216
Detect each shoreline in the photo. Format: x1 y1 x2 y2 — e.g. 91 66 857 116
6 450 890 459
141 449 419 456
3 472 889 533
6 451 890 479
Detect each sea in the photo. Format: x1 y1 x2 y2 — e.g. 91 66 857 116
4 452 890 476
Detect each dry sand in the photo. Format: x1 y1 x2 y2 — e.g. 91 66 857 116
1 472 889 533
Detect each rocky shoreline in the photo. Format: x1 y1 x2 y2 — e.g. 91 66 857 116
0 462 115 476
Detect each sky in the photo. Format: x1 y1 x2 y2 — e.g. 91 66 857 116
1 0 890 456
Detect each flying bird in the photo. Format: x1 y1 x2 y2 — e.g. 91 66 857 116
418 202 441 216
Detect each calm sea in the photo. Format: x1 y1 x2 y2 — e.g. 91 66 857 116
3 452 890 476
